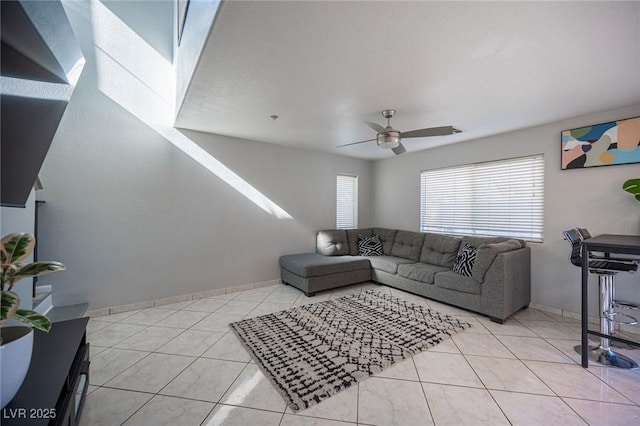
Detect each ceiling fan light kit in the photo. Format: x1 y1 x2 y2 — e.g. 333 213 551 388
338 109 461 156
377 132 401 149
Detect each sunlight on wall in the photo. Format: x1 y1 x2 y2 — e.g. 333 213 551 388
90 0 173 103
0 75 76 101
164 127 293 219
66 57 86 86
89 0 292 220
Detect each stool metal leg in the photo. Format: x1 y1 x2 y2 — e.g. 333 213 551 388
607 283 639 326
577 274 638 369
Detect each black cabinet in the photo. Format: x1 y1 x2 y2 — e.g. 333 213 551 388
2 318 90 426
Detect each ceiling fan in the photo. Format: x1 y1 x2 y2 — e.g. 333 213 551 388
337 109 462 155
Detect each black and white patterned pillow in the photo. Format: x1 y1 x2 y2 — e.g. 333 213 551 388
453 243 477 277
358 234 383 256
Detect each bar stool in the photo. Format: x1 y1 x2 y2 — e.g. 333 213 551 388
563 228 639 369
576 229 640 324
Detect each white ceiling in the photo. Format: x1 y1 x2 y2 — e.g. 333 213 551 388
174 0 640 160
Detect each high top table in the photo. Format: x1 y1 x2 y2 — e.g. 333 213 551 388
580 234 640 368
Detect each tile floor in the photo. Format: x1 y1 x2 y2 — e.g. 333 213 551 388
83 282 640 425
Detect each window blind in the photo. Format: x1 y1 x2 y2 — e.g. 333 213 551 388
420 155 544 241
337 174 358 229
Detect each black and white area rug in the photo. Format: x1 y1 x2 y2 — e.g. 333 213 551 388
230 290 471 411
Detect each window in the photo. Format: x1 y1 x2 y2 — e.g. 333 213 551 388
337 174 358 229
420 155 544 241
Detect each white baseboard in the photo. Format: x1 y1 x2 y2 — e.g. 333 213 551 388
529 302 600 325
86 279 281 318
87 287 640 339
531 302 640 335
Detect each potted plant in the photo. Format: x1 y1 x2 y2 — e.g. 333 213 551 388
1 232 66 408
623 178 640 202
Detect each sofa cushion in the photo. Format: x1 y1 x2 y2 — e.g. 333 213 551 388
358 234 383 256
391 231 426 261
346 228 373 255
453 243 477 277
472 239 525 283
420 233 462 267
316 230 349 256
368 255 416 274
435 270 482 295
373 228 398 255
397 263 449 284
280 253 370 278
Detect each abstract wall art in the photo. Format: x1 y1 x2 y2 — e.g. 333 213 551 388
561 116 640 170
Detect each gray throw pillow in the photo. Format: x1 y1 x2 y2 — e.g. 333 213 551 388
316 230 349 256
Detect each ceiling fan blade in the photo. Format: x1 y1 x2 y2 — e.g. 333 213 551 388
391 143 406 156
365 121 389 135
336 138 376 148
400 126 462 138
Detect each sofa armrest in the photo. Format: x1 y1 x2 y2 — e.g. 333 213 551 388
480 247 531 321
472 239 525 283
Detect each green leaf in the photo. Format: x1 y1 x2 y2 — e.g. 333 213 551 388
14 261 66 279
2 263 22 290
14 309 51 332
1 291 20 325
623 178 640 195
1 233 35 263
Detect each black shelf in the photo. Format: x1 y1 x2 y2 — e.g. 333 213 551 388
2 317 90 426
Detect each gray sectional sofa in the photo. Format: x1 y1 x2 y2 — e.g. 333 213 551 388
279 228 531 323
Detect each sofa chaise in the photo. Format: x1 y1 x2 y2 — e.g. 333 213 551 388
279 228 531 323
